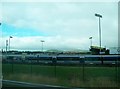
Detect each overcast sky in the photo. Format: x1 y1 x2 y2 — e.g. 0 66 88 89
0 1 118 51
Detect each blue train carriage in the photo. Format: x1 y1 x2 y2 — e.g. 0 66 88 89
26 54 53 64
102 55 120 65
2 54 22 63
84 55 120 65
57 55 80 65
84 55 101 65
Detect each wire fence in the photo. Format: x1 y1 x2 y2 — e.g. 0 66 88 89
2 56 120 88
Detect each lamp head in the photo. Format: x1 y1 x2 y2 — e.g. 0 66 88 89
95 13 102 18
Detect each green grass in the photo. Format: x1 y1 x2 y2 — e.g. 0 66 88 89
2 63 120 87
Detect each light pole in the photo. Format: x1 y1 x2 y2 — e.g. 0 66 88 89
0 23 2 52
89 37 92 48
6 40 8 53
9 36 13 52
95 13 102 54
41 40 45 52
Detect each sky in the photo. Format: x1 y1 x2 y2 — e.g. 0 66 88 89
0 1 118 52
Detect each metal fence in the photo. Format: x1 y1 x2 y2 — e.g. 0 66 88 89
2 55 120 88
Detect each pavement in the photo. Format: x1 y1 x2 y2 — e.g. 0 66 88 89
2 80 83 89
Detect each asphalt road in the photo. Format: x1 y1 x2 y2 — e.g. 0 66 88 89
2 80 83 89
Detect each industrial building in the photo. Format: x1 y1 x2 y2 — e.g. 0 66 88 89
90 46 110 55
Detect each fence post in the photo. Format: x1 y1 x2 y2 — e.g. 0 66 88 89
52 56 57 78
79 56 85 81
12 58 13 73
30 58 32 77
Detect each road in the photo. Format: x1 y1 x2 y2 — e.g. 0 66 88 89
2 80 83 89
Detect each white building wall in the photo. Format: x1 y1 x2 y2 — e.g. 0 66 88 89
109 47 119 54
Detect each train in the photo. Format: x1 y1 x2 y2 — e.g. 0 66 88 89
1 54 120 65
